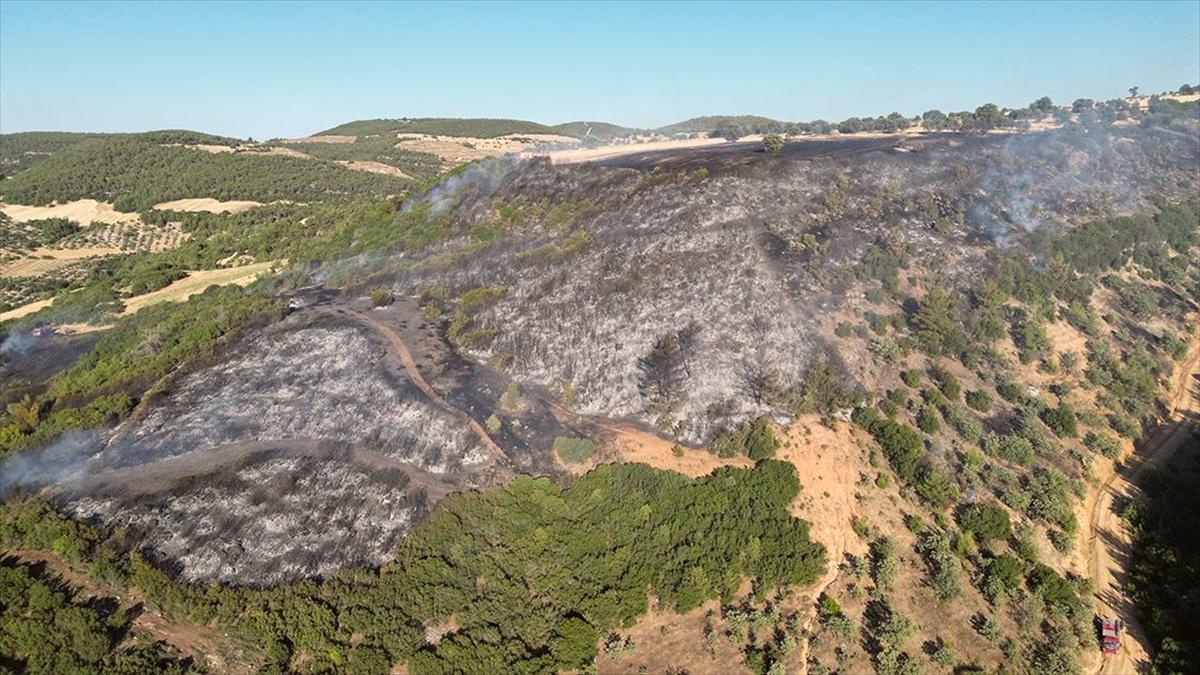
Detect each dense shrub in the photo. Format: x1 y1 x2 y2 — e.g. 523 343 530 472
965 389 991 412
2 461 826 673
957 502 1011 543
1084 431 1122 459
552 436 595 464
713 416 779 460
1040 404 1079 438
855 412 923 483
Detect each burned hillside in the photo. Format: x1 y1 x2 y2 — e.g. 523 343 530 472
388 126 1199 443
41 301 574 586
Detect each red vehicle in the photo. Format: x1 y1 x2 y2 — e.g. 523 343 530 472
1101 617 1122 654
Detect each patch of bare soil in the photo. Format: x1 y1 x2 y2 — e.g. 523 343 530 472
0 296 53 321
0 199 141 226
151 197 263 213
339 160 412 179
395 133 579 168
597 596 748 675
549 135 740 165
613 424 752 476
776 417 872 672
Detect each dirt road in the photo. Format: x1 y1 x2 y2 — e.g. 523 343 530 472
346 308 508 464
1086 339 1200 675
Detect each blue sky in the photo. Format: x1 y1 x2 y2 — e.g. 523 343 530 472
1 1 1198 139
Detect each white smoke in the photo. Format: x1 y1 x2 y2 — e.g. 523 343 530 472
0 429 102 497
402 156 523 218
0 330 35 358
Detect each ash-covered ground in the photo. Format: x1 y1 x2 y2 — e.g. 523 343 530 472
392 126 1199 442
52 302 569 586
70 453 426 584
101 309 488 473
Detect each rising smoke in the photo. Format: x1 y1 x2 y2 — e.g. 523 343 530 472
0 429 101 497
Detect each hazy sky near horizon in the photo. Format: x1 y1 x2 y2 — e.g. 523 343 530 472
2 1 1198 139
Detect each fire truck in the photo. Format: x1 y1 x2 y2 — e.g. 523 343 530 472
1101 617 1122 655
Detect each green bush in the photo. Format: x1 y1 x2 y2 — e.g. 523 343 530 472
917 403 941 434
712 416 779 460
929 363 962 400
1084 431 1122 459
982 433 1035 466
552 436 595 464
368 287 393 306
916 468 960 507
956 502 1011 543
1040 404 1079 438
965 389 991 412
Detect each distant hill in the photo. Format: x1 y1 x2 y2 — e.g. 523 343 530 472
0 130 238 175
550 121 639 141
0 134 401 211
656 115 789 135
317 118 558 139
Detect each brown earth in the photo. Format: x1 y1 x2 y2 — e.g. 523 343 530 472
151 197 263 214
338 160 412 179
279 135 356 144
0 199 140 226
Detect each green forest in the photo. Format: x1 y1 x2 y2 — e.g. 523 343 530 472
0 136 404 211
317 118 558 139
0 130 238 175
0 558 195 673
1125 433 1200 675
0 460 825 674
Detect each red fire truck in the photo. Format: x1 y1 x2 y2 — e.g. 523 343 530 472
1101 617 1122 655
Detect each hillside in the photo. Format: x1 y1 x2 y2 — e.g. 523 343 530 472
656 114 789 135
0 130 239 175
0 98 1198 675
550 120 640 140
317 117 558 138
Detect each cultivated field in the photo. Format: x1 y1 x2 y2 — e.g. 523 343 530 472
0 199 139 226
152 197 264 213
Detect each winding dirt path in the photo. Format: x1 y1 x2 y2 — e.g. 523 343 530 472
346 308 508 464
1085 337 1200 675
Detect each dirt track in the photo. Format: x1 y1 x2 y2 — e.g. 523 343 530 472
346 307 508 465
1085 337 1200 675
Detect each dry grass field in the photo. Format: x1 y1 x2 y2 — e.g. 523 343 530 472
152 197 264 213
118 260 279 316
0 199 139 226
